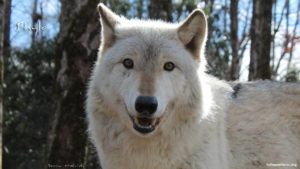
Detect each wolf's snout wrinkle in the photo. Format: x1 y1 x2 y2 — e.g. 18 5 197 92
135 96 158 116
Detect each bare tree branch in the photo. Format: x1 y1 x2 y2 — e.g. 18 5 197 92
286 0 300 72
271 0 287 71
274 0 290 76
239 0 251 47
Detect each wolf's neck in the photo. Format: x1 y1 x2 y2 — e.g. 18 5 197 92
102 109 229 169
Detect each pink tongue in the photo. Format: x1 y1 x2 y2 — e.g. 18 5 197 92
138 117 152 126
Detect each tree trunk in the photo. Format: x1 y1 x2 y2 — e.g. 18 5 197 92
31 0 38 46
46 0 100 168
148 0 173 21
1 0 11 167
2 0 10 54
248 0 272 80
0 1 4 168
228 0 240 80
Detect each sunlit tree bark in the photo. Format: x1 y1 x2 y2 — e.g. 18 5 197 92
47 0 99 168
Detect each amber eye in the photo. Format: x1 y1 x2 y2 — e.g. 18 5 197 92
123 58 134 69
164 62 175 71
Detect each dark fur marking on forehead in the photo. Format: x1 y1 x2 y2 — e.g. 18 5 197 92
140 38 161 62
137 41 161 95
144 43 157 61
136 39 162 72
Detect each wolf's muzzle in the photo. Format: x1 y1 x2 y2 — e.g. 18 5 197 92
130 96 160 135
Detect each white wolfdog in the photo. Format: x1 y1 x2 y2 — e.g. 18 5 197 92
86 4 300 169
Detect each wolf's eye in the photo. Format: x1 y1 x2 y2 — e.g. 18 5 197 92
164 62 175 71
123 58 134 69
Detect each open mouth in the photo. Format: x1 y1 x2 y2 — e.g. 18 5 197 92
129 116 160 134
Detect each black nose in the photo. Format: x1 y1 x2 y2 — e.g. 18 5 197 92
135 96 158 116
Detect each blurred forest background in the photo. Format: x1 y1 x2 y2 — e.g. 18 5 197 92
0 0 299 169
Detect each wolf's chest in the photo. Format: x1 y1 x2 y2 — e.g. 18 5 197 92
102 139 179 169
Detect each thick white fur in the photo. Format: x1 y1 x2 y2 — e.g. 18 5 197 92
86 4 300 169
228 81 300 169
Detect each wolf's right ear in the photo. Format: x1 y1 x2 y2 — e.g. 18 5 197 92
178 9 207 61
97 3 120 51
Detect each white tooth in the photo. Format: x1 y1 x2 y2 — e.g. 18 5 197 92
134 118 155 129
151 119 156 126
137 122 151 129
134 117 139 124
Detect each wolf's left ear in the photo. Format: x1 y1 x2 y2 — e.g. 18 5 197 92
178 9 207 60
97 3 120 51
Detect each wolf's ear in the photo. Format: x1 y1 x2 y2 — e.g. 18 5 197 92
178 9 207 60
97 3 120 51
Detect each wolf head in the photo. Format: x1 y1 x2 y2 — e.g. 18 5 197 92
91 3 207 136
